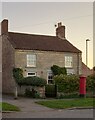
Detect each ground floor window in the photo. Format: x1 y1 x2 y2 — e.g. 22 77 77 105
47 71 53 84
27 72 36 77
67 69 75 75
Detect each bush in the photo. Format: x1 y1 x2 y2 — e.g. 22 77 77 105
93 66 95 71
51 65 67 75
86 75 95 91
20 76 47 87
24 88 40 98
57 93 79 99
54 74 79 93
13 68 23 86
13 68 46 87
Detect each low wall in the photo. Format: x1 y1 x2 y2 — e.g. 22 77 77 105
17 85 45 98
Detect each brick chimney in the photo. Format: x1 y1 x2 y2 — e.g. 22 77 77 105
56 22 65 39
1 19 8 35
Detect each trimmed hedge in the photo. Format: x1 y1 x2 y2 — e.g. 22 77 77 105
54 74 79 93
86 74 95 91
21 77 47 87
51 65 67 75
13 68 46 87
13 68 23 86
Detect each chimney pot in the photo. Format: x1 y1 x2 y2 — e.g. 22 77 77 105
58 22 62 27
56 22 65 39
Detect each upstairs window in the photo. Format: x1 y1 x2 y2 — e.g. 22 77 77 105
27 54 36 67
65 56 73 68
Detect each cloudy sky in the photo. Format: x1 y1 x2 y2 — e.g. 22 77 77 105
1 1 93 68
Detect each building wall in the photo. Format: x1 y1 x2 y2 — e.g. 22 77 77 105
2 37 82 94
0 36 2 94
2 35 16 94
15 50 82 83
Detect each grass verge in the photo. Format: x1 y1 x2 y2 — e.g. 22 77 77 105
0 102 20 111
36 98 94 109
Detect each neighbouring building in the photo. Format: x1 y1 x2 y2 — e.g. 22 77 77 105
82 62 93 77
1 20 82 94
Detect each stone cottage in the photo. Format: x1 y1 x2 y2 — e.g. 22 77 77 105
1 19 82 94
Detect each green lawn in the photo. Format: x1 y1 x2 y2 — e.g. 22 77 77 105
36 98 94 109
0 102 20 111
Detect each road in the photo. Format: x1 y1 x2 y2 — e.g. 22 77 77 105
2 109 93 118
2 95 94 118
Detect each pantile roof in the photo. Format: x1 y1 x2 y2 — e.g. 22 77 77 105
8 32 81 53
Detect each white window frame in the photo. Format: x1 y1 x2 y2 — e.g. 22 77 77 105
65 56 73 68
27 72 36 77
67 68 75 75
47 70 53 84
27 54 36 67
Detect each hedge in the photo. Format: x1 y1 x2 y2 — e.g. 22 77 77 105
13 68 46 87
21 77 47 87
86 74 95 91
51 65 67 75
54 74 79 93
13 68 23 85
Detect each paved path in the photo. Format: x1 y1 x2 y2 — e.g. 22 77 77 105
2 95 94 118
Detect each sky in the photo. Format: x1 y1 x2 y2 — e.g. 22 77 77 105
0 1 93 68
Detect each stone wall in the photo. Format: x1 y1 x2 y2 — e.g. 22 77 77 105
0 36 2 94
17 85 45 98
15 50 82 82
2 35 16 94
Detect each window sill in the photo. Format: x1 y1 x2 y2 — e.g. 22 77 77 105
65 67 73 69
25 66 36 68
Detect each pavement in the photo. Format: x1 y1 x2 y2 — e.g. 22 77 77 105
1 95 94 118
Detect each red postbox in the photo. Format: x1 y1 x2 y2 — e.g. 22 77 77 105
79 76 86 97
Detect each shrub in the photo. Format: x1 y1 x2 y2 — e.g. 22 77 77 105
24 88 40 98
13 68 46 87
93 66 95 71
51 65 67 76
57 93 79 99
13 68 23 86
54 74 79 93
20 76 47 87
86 75 95 91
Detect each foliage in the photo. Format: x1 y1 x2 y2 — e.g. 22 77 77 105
36 98 93 109
51 65 67 76
93 66 95 71
24 88 40 98
21 77 46 87
13 68 23 86
86 75 95 91
13 68 46 87
45 85 57 98
54 74 79 93
57 93 79 99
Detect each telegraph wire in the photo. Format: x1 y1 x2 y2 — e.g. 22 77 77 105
12 14 93 29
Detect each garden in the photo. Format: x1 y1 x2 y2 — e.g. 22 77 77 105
13 65 95 99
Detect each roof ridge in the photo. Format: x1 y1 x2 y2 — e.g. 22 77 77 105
8 31 57 38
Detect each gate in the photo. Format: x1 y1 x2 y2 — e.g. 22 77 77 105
45 85 57 98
